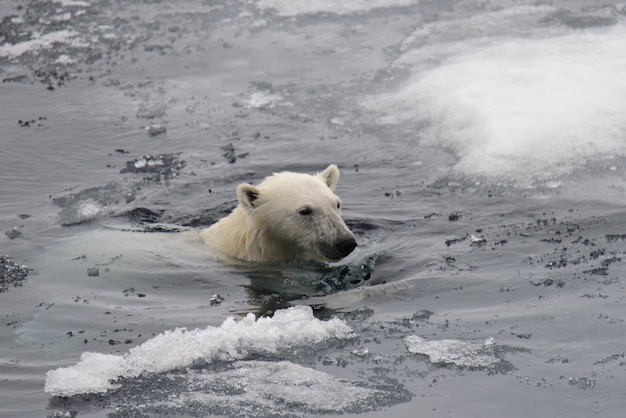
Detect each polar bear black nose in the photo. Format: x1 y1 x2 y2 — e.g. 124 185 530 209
336 237 357 257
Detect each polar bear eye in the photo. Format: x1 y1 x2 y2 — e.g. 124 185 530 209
299 206 313 216
336 201 341 209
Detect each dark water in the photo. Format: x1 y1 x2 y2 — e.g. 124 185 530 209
2 1 626 417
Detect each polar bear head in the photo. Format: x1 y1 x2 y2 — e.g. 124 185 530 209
235 164 357 263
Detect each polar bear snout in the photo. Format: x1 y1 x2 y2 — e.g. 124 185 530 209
336 236 358 257
319 235 357 262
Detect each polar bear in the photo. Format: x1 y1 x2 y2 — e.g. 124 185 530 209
199 164 357 263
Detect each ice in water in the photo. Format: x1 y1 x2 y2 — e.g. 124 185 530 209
44 306 353 397
244 91 283 109
169 361 378 413
256 0 416 16
44 306 407 415
405 335 499 368
0 29 85 58
364 21 626 185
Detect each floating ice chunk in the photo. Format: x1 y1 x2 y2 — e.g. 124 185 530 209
55 54 74 65
0 30 87 59
364 23 626 185
136 103 167 119
0 255 30 293
53 0 91 7
51 12 73 22
48 358 412 416
257 0 416 16
568 376 597 390
45 306 353 397
244 92 282 109
145 124 167 137
77 200 103 219
133 157 163 168
405 335 498 368
173 361 378 413
133 158 147 169
57 199 105 226
47 352 126 396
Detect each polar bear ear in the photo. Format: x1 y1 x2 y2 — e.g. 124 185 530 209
237 183 261 211
318 164 340 191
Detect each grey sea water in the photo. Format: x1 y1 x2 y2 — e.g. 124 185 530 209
2 1 626 417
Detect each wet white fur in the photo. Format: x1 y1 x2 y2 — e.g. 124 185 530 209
199 165 355 263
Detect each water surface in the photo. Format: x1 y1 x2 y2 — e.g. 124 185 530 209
1 1 626 417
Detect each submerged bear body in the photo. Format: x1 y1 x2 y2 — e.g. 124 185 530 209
200 164 357 263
